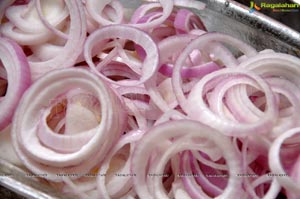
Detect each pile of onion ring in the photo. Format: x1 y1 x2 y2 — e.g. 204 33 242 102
1 0 300 199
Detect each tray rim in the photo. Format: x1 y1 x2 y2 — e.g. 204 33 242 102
204 0 300 51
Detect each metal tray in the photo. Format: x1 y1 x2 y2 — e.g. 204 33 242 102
0 0 300 198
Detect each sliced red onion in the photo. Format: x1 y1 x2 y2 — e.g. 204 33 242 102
86 0 124 26
251 175 281 199
288 156 300 199
265 78 300 138
172 33 257 113
0 22 54 45
5 0 68 34
132 120 242 199
269 127 300 195
186 68 277 136
144 34 198 112
238 52 300 138
159 62 220 78
0 0 15 22
130 0 173 30
189 152 225 196
37 98 98 153
1 0 67 45
117 85 162 122
130 3 158 23
82 2 99 33
1 1 300 198
174 9 206 34
35 0 69 39
97 130 143 199
12 68 127 181
29 0 87 80
180 151 219 198
84 24 159 86
0 37 31 131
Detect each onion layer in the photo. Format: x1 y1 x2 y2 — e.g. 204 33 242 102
132 120 242 199
12 68 127 181
0 37 31 131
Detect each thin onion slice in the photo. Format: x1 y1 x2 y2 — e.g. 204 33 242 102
130 0 173 30
29 0 86 80
186 68 277 136
0 37 31 131
269 127 300 195
84 24 159 86
12 68 127 181
86 0 124 26
132 120 242 199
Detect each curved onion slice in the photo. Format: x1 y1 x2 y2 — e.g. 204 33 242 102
0 37 31 131
186 68 277 136
269 127 300 195
1 0 67 45
28 0 87 80
174 9 206 33
145 33 223 112
0 22 53 45
97 130 143 199
86 0 124 26
130 0 173 30
84 24 159 86
172 32 257 112
5 0 68 34
35 0 69 39
238 52 300 138
132 120 242 199
12 68 127 181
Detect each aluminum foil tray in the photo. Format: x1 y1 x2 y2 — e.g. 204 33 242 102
0 0 299 198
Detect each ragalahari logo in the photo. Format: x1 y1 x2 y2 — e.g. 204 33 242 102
249 1 261 13
249 1 299 13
